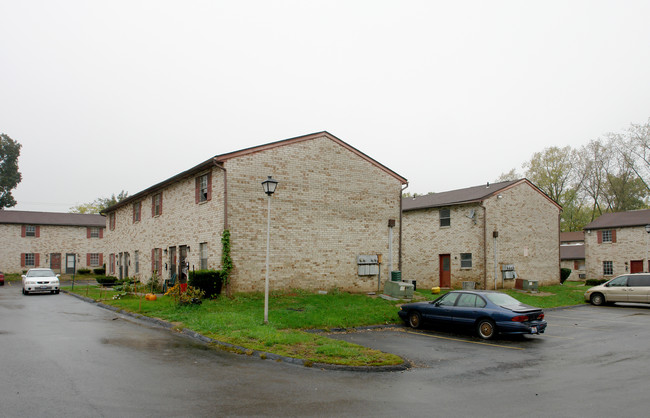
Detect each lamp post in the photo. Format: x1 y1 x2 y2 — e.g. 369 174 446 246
262 176 278 324
645 225 650 272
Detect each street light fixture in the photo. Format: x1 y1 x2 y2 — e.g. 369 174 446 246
262 176 278 324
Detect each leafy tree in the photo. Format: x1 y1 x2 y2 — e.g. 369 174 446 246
523 146 579 206
70 190 129 214
0 133 22 209
494 168 521 182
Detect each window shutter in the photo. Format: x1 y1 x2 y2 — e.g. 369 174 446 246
87 227 92 238
87 254 91 266
21 225 26 237
99 228 104 239
158 248 163 271
597 231 602 244
152 197 155 217
574 261 579 270
21 253 25 267
152 249 155 272
35 226 40 238
99 254 103 266
159 193 163 215
207 172 212 201
133 205 136 223
34 253 40 267
611 230 617 243
195 177 200 204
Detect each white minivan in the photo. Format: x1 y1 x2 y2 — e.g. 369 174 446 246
585 273 650 306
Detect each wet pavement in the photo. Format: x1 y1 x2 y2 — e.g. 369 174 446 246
2 282 650 417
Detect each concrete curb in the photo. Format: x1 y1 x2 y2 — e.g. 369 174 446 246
61 290 412 372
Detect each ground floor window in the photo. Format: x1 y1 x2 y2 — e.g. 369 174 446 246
603 261 613 276
109 254 115 274
460 253 472 268
89 253 100 267
24 253 35 267
200 242 208 270
134 250 140 274
152 248 162 273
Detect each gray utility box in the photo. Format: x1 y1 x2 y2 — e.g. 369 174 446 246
357 255 379 276
524 280 539 291
384 280 414 299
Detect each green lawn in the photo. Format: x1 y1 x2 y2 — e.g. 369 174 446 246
62 281 588 366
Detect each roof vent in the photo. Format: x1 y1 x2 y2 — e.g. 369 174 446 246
486 182 490 188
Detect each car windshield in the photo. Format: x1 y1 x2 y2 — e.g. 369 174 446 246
484 293 520 306
26 269 56 278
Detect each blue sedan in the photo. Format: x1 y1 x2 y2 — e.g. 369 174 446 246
398 290 547 340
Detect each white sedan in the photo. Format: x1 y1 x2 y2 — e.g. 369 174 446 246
22 268 60 295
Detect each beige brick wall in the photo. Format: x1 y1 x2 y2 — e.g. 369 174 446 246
402 182 560 290
104 135 403 293
225 137 402 293
585 226 649 280
103 167 225 282
0 224 106 273
560 258 585 280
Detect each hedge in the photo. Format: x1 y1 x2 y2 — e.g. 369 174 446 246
188 269 225 298
585 279 608 286
560 268 572 284
95 276 118 286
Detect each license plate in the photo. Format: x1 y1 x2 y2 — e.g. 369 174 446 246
531 326 538 334
39 286 48 289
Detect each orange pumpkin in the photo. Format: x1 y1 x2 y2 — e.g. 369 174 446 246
145 293 157 301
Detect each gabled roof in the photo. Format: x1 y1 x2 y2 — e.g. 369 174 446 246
103 131 407 214
560 231 585 243
402 179 561 211
584 209 650 230
0 210 105 227
560 244 585 260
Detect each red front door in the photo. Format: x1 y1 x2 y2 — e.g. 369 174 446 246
630 260 644 273
50 253 61 272
439 254 451 288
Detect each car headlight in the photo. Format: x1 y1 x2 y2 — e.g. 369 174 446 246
26 280 36 285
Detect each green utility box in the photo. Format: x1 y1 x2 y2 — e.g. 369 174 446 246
384 280 414 299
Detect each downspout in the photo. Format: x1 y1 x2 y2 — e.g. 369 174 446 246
481 201 487 290
399 182 409 272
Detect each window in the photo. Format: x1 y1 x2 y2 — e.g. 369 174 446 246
134 250 140 274
608 274 626 286
89 253 100 267
25 253 35 267
152 193 163 217
603 261 613 276
109 213 116 230
602 230 612 243
460 253 472 268
440 208 451 227
196 172 212 203
628 275 650 287
200 242 208 270
26 225 36 237
109 254 115 274
133 201 141 223
90 227 100 238
438 292 459 306
456 293 486 308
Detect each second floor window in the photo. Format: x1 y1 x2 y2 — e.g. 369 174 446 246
133 201 141 223
152 193 163 217
90 227 100 238
109 213 116 230
440 209 451 227
26 225 36 237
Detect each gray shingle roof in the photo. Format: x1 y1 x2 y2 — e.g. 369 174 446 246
584 209 650 230
560 231 584 243
0 210 105 227
402 180 522 211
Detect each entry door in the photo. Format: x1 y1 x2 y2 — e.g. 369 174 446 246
118 253 123 279
630 260 644 274
169 247 177 279
50 253 61 272
439 254 451 288
124 252 130 278
66 254 76 274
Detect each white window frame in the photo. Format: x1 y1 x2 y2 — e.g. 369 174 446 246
25 253 35 267
25 225 36 237
460 253 472 269
603 261 613 276
440 208 451 227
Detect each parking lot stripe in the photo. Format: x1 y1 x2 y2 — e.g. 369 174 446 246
550 313 633 324
404 330 525 350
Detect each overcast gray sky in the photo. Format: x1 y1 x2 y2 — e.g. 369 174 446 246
2 0 650 212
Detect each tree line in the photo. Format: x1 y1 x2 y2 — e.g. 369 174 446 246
499 118 650 231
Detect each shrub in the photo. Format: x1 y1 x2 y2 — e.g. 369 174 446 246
189 269 224 298
95 276 118 286
145 274 163 293
77 268 91 275
585 279 608 286
560 268 572 284
165 284 205 305
93 267 106 275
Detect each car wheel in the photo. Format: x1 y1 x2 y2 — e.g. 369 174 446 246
408 311 422 329
590 293 605 306
477 319 496 340
23 289 29 295
55 290 60 294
